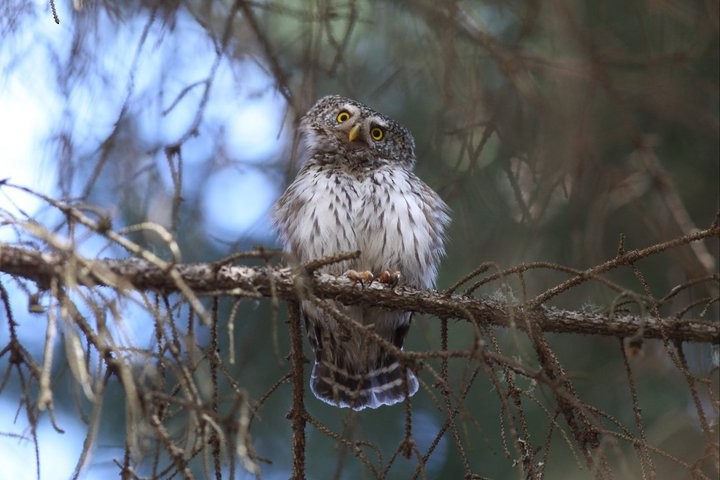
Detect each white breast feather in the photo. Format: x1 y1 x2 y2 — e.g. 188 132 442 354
359 168 444 288
275 165 448 288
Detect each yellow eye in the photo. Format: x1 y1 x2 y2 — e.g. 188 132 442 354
336 111 350 123
370 126 384 141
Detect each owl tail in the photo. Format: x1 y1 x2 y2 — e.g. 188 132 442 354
309 354 419 410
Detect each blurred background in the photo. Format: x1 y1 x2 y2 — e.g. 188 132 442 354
0 0 718 478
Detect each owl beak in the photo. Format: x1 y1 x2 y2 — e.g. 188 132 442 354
347 124 361 142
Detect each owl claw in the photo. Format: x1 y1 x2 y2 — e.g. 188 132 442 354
345 269 374 287
377 270 401 287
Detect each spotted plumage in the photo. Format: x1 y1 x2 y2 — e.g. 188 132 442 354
273 95 450 410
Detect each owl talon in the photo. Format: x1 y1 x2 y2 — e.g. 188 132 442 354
377 270 401 287
345 269 374 287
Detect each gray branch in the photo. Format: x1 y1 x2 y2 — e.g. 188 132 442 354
0 244 717 344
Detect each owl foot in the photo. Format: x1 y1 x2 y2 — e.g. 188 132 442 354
345 269 374 287
377 270 401 287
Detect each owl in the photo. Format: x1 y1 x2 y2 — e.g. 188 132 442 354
272 95 450 410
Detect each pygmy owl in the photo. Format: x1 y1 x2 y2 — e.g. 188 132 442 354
272 95 450 410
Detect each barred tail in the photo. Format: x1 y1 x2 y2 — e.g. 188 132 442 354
310 355 419 410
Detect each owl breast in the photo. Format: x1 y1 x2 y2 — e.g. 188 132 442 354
274 162 448 289
358 167 445 288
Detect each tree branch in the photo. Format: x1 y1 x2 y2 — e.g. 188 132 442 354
1 244 717 344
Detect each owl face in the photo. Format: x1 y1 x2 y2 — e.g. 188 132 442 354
299 95 415 168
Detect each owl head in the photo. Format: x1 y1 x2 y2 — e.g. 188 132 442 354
298 95 416 169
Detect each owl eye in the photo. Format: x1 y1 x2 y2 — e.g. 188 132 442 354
336 111 351 123
370 126 384 141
